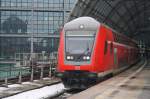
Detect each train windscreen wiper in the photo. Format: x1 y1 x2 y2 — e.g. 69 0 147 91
76 44 90 61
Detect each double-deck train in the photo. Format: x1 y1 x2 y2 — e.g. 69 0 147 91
56 17 139 89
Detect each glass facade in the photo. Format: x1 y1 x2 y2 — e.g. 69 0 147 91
0 0 76 60
0 11 63 34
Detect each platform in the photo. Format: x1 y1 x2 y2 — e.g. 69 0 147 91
0 78 60 98
68 60 150 99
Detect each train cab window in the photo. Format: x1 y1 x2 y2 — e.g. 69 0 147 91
104 41 108 54
65 30 96 62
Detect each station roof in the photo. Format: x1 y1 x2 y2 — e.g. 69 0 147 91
69 0 150 46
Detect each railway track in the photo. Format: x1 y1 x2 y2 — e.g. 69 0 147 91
52 89 83 99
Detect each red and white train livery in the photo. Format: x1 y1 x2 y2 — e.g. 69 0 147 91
56 17 139 89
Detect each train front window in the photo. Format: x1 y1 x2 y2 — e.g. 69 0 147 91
65 31 96 62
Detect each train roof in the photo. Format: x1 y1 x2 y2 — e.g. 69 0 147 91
64 16 138 44
101 23 138 44
64 17 100 31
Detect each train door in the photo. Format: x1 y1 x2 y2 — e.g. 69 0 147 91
114 48 118 69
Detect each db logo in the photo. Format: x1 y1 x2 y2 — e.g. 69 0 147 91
75 66 80 70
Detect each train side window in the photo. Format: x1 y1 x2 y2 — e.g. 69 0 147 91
116 34 118 42
110 42 113 53
104 41 108 54
114 33 116 42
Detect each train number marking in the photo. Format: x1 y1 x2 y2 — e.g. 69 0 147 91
75 66 80 70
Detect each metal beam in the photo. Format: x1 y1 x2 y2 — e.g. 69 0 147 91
132 0 141 33
81 0 98 16
121 2 150 37
0 34 60 38
131 27 150 38
0 7 70 12
104 0 134 34
122 1 138 34
103 0 123 22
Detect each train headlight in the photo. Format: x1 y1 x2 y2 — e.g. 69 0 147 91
67 56 71 59
86 56 90 60
70 56 74 60
67 56 74 60
83 56 86 60
83 56 90 60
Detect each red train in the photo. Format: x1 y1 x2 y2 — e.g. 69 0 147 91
56 17 139 89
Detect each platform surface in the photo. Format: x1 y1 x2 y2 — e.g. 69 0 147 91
0 78 60 98
68 60 150 99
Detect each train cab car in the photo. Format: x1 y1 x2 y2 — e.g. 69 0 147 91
56 17 139 89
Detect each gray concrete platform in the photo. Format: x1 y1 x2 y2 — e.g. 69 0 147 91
68 60 150 99
0 78 60 98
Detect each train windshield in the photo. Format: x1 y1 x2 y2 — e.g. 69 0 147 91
65 31 96 61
